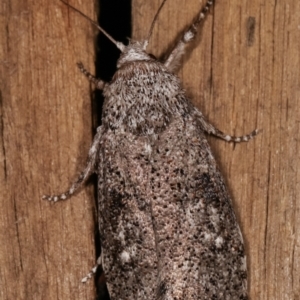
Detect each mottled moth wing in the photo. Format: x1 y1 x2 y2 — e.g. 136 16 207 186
151 115 247 299
96 60 247 299
97 129 158 298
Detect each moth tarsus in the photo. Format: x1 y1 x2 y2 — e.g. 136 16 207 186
81 255 102 283
43 0 259 299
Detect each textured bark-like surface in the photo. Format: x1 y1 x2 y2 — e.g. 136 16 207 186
132 0 300 299
0 0 97 299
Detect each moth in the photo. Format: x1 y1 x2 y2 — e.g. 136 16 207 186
43 0 259 299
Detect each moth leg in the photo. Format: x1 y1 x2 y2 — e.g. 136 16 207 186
197 113 260 142
81 255 102 283
164 0 213 73
77 62 106 90
42 126 103 202
207 125 260 143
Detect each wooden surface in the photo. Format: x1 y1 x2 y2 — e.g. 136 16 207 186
132 0 300 299
0 0 97 299
1 0 300 299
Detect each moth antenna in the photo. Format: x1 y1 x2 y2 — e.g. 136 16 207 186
60 0 125 52
144 0 168 49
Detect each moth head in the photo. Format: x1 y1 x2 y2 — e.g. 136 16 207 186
116 0 167 67
117 41 156 67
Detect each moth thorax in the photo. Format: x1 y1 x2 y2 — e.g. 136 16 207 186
117 41 154 68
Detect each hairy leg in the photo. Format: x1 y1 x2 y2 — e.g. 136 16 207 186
77 62 106 90
42 127 103 202
164 0 213 72
194 109 260 142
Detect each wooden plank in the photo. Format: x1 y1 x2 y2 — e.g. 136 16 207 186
0 0 97 299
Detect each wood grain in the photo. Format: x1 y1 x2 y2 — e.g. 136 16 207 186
1 0 300 299
0 0 97 299
132 0 300 299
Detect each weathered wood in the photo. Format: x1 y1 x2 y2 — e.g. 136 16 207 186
2 0 300 299
0 0 97 299
132 0 300 299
